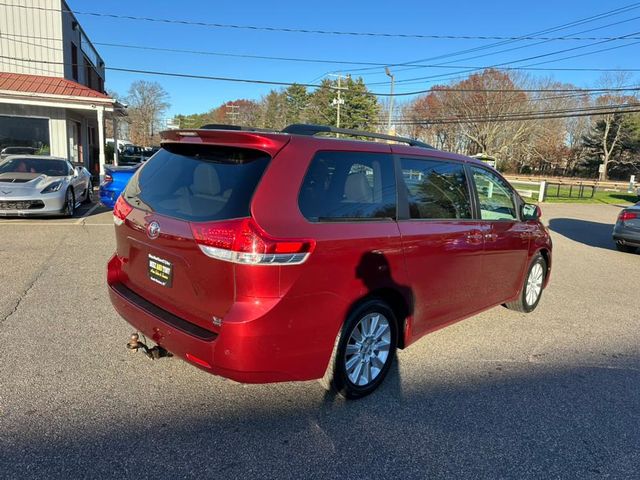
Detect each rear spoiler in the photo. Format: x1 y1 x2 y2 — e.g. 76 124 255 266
105 164 142 174
160 129 291 157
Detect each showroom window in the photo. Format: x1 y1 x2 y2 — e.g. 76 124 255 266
0 116 50 157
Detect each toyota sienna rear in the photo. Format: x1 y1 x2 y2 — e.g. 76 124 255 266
108 124 552 398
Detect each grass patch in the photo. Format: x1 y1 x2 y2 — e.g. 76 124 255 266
544 190 638 205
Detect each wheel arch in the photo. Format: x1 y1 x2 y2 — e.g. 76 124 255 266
536 247 551 285
345 287 411 350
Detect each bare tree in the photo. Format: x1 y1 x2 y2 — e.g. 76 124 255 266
126 81 170 147
592 72 635 180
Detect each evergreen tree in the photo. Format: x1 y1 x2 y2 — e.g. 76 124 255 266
284 84 309 125
306 76 380 130
261 90 287 129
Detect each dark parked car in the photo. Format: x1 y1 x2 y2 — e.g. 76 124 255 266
107 124 552 398
119 145 159 166
613 203 640 253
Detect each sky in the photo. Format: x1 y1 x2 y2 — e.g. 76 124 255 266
69 0 640 118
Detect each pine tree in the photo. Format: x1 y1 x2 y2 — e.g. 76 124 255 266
306 77 380 130
284 84 309 125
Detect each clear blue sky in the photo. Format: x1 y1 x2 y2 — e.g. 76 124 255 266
70 0 640 117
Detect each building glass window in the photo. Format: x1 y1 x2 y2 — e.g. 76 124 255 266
71 42 78 81
0 116 50 157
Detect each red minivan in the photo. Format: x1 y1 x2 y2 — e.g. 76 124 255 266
108 124 552 398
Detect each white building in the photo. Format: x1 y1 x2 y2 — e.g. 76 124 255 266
0 0 125 177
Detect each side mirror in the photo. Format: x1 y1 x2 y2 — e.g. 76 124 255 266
73 167 80 177
522 203 541 220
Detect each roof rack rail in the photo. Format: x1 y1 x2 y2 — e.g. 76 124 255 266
281 124 433 149
199 124 277 133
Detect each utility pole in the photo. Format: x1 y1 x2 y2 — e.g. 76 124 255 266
336 75 342 129
226 104 239 125
385 67 395 134
329 73 346 132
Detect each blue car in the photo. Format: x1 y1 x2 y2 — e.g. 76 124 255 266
99 164 141 209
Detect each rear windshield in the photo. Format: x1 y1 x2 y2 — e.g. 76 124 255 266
123 144 270 222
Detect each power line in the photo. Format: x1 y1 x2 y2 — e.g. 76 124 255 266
343 3 640 77
383 105 640 126
391 102 640 124
370 38 640 87
386 108 640 125
2 2 640 41
367 27 640 88
402 87 640 112
2 54 639 97
4 32 640 75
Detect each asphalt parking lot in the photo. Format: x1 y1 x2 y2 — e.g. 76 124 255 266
0 201 638 479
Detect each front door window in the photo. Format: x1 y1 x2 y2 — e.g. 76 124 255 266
471 166 517 221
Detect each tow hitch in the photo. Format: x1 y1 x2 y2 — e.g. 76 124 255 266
127 333 172 360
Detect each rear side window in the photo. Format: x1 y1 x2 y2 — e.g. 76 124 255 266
123 144 269 222
298 151 396 222
400 157 472 220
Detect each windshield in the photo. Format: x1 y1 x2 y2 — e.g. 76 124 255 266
0 158 69 176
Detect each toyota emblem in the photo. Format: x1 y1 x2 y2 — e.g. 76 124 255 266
147 221 161 239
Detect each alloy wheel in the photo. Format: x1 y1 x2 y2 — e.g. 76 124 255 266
525 263 544 306
66 190 75 216
344 312 392 386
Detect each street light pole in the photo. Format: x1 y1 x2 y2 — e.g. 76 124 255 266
385 67 395 134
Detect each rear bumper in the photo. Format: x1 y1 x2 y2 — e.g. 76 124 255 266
613 234 640 247
107 255 333 383
613 225 640 247
98 186 118 209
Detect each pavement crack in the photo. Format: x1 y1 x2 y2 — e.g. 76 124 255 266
1 264 49 325
0 234 69 325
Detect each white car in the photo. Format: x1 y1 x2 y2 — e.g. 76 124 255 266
0 155 92 217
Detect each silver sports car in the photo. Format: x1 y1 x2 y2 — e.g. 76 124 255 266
0 155 93 217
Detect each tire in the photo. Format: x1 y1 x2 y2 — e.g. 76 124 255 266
321 299 398 399
615 243 636 253
63 189 75 217
505 254 547 313
83 182 93 204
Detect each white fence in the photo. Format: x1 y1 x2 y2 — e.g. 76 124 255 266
507 179 546 202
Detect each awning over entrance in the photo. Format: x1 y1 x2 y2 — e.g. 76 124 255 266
0 72 127 177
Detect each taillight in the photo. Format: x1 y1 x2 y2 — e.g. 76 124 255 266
618 210 638 222
113 195 133 226
103 174 113 184
191 217 315 265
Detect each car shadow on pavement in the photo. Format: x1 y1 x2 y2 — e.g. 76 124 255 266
548 218 619 250
2 359 639 479
74 201 111 219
